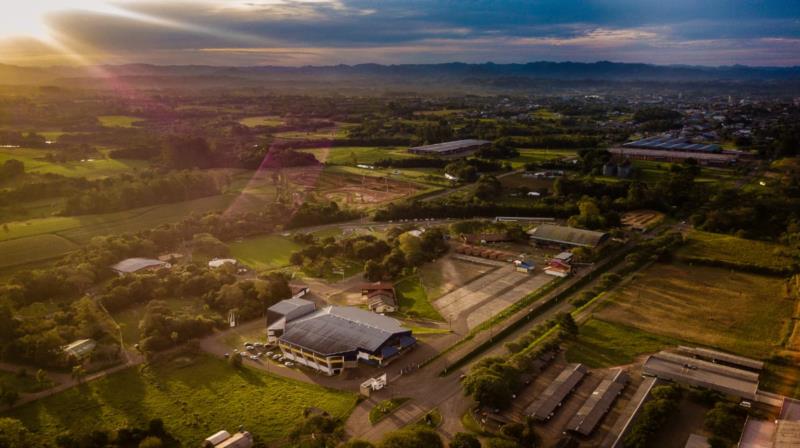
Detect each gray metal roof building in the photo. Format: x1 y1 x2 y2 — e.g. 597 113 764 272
623 137 722 153
528 224 609 248
642 351 760 400
281 306 411 356
527 363 588 421
677 346 764 372
408 139 490 157
110 257 170 274
567 369 629 436
609 147 737 165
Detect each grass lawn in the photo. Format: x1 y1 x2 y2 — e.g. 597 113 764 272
565 319 681 368
220 326 269 351
0 234 78 268
299 146 414 165
595 262 795 359
0 147 148 179
4 354 358 446
369 397 410 424
273 128 348 140
676 229 798 271
402 326 452 336
229 235 302 270
97 115 142 128
395 275 443 321
239 116 284 127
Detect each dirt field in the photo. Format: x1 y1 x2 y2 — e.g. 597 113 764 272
595 262 795 359
283 167 422 208
621 210 664 231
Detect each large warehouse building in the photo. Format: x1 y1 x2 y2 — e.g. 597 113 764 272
528 224 609 248
407 139 490 157
268 299 416 376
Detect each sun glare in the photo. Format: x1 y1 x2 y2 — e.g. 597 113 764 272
0 1 126 41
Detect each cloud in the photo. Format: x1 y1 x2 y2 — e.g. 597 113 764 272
0 0 798 66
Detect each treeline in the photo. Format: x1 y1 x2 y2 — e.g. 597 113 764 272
287 201 361 229
0 417 176 448
63 171 221 215
374 200 578 221
675 256 798 276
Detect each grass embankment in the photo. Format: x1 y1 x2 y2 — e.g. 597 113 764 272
594 262 795 359
369 398 410 424
395 275 444 321
230 235 302 270
4 354 358 446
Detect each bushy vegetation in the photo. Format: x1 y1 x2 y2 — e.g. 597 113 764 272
623 385 683 448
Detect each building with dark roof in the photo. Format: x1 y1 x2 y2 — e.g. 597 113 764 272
528 224 608 248
110 257 171 275
408 139 490 157
526 363 587 421
623 137 722 153
269 299 415 375
567 369 629 436
267 297 316 343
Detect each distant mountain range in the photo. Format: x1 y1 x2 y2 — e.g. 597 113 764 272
1 61 799 87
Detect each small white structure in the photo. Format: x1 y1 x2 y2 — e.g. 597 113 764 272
360 374 388 397
445 173 459 181
208 258 237 269
110 258 170 276
203 430 253 448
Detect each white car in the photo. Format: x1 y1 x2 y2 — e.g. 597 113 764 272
284 362 294 367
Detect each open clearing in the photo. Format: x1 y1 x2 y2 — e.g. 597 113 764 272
112 297 208 345
677 229 798 271
0 234 78 268
419 257 491 301
230 235 302 270
0 148 148 179
509 148 575 168
97 115 142 128
300 146 414 165
595 262 795 359
285 167 424 209
239 115 284 127
4 354 358 446
565 318 681 368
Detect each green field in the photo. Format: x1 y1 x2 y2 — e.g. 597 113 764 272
396 275 443 321
510 148 576 168
677 229 798 271
4 354 357 445
229 235 302 270
273 128 349 140
595 262 795 359
300 146 414 165
0 234 78 268
239 116 284 127
0 148 148 179
97 115 142 128
565 319 681 368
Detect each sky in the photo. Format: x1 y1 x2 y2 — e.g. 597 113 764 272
0 0 798 67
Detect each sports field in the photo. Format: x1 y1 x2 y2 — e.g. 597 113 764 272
229 235 302 270
4 354 358 446
594 262 795 359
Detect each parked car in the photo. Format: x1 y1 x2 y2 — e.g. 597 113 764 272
284 362 294 367
223 353 230 358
